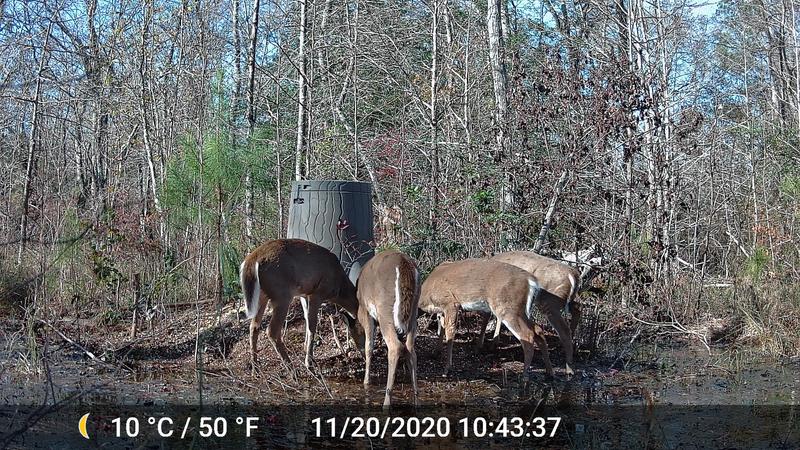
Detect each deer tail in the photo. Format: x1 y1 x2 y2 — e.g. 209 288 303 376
565 270 579 315
393 260 420 335
240 256 261 319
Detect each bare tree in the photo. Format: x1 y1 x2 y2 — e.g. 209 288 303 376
294 0 309 181
245 0 262 242
17 21 52 263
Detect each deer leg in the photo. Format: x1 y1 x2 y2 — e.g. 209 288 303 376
380 320 404 408
249 298 268 369
531 323 554 379
501 317 531 381
545 309 574 377
266 296 293 373
504 316 554 380
363 315 376 385
406 329 419 406
436 314 444 349
568 300 582 339
476 312 490 348
442 305 460 374
384 345 401 408
520 339 535 383
301 296 320 370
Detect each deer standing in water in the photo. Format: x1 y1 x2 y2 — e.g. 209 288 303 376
355 250 420 406
489 252 580 376
239 239 362 373
419 259 554 381
489 248 604 376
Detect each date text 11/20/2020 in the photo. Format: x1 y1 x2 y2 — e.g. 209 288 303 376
311 416 562 439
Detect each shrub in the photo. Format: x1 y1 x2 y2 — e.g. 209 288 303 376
0 260 35 318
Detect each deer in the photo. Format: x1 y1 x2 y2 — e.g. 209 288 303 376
487 247 606 376
488 251 581 377
355 250 420 407
418 259 554 381
239 239 362 374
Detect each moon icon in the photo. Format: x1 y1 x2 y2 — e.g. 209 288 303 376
78 413 90 439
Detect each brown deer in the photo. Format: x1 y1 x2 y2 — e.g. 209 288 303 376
489 251 581 376
239 239 361 372
355 250 420 407
419 259 554 380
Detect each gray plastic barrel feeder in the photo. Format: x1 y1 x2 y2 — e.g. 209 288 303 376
286 180 375 284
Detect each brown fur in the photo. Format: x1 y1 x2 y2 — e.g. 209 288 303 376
239 239 359 370
491 251 582 376
396 258 419 333
419 258 554 379
240 257 259 317
356 250 421 406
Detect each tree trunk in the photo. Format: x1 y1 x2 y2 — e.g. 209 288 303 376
334 55 385 207
231 0 242 122
430 0 440 249
792 1 800 130
533 170 569 253
139 2 164 239
245 0 261 243
487 0 508 158
294 0 308 181
18 22 52 263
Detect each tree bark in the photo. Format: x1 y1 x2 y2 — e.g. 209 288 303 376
430 0 440 247
333 54 385 207
294 0 309 181
231 0 242 122
245 0 261 242
18 22 52 263
487 0 508 158
533 170 569 253
139 1 164 239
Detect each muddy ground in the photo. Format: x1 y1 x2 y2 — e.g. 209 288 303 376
1 302 797 407
0 303 798 448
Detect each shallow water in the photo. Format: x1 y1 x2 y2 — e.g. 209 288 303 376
2 331 798 449
2 338 796 407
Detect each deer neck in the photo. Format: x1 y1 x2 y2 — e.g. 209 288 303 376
335 277 360 318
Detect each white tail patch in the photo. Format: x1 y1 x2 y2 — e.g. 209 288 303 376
393 266 405 333
461 300 491 313
568 272 578 298
239 261 245 296
502 319 521 341
368 303 379 320
525 278 540 320
300 296 310 339
493 314 503 338
566 272 578 315
242 260 261 319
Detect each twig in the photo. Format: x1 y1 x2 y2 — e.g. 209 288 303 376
37 319 98 361
306 360 334 399
329 314 346 355
609 326 643 370
38 319 133 372
629 314 711 353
